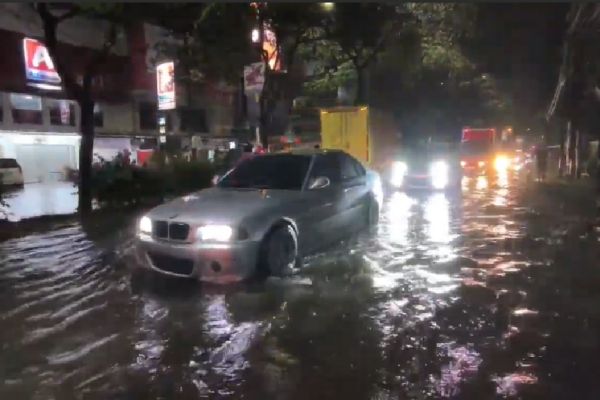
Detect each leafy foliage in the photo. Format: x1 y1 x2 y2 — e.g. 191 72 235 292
91 159 214 206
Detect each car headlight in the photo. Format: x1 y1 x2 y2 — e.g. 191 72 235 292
390 161 407 187
430 160 448 189
139 216 152 234
197 225 233 242
494 155 510 171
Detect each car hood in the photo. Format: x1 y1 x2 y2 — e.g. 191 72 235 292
146 187 304 225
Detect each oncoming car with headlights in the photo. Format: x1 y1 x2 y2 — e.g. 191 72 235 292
388 141 461 191
135 150 383 283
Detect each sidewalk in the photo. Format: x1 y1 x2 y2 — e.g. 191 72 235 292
1 182 78 222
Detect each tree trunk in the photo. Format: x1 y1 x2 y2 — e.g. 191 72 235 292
558 121 567 177
575 128 582 178
78 98 95 214
355 68 365 106
567 122 578 179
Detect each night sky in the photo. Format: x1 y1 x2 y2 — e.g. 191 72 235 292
473 3 570 131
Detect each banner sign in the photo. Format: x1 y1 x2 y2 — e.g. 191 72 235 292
263 24 281 71
244 62 265 93
156 61 176 110
23 38 61 84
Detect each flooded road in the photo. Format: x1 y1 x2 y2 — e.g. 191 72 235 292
2 172 600 399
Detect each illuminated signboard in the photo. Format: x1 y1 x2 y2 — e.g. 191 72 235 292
262 24 281 71
156 61 176 110
244 62 265 93
23 38 61 84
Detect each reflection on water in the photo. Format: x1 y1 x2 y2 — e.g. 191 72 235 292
476 175 488 191
0 171 591 399
387 192 414 246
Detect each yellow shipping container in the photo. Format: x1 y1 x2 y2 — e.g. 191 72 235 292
319 106 399 172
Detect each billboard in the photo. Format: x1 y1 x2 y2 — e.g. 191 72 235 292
156 61 175 110
244 62 265 93
23 38 61 84
262 23 281 71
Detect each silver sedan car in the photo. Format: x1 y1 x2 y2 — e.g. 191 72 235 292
135 150 383 283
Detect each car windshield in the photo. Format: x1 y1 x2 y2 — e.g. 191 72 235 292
461 141 492 155
401 142 453 160
218 154 311 190
0 159 19 168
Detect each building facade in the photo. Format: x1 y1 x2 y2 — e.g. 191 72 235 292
0 3 236 183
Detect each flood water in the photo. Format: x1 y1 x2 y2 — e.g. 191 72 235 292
2 172 600 399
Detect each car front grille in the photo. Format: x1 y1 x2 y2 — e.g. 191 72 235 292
169 223 190 240
152 220 190 241
152 221 169 238
147 252 195 276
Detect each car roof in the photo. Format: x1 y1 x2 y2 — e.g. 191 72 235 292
272 148 344 157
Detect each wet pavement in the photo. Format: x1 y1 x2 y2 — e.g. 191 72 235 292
1 172 600 399
1 182 78 222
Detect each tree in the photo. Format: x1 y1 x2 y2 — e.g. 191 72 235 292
297 4 409 106
155 3 328 145
365 3 515 138
35 3 123 214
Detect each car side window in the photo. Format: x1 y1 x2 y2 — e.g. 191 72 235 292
338 154 360 181
349 156 366 177
311 154 341 184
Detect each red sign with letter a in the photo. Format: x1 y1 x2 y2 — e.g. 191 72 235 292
23 38 61 84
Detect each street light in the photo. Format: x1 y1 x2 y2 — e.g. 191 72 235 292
321 2 334 11
251 28 260 44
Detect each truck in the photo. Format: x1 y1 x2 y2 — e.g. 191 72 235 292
319 106 399 172
460 127 520 175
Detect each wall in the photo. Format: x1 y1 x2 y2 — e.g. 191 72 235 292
96 101 137 135
0 92 139 136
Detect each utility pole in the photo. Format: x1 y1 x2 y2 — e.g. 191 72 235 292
255 3 268 149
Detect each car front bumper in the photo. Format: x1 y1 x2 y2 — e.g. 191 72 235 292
392 175 449 190
135 234 261 283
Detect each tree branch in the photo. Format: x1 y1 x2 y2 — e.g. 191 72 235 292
56 6 81 23
36 3 84 101
85 23 118 79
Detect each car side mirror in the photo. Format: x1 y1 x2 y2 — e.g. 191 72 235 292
308 176 331 190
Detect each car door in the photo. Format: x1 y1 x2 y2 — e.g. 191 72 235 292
299 153 345 252
337 153 369 230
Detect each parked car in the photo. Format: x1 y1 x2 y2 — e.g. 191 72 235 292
0 158 24 187
135 150 383 283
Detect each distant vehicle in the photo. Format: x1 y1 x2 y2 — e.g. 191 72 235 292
0 158 24 187
319 106 399 173
460 128 496 175
460 127 520 174
388 141 461 191
135 150 383 283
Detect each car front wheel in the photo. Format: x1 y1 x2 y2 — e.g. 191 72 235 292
366 196 380 227
259 224 298 278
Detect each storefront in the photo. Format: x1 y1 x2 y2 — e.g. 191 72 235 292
0 27 135 183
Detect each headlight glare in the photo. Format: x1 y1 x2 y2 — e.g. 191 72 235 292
139 216 152 234
197 225 233 242
494 155 510 171
390 161 407 187
430 160 448 189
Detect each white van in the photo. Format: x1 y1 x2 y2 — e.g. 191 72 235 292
0 158 25 186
